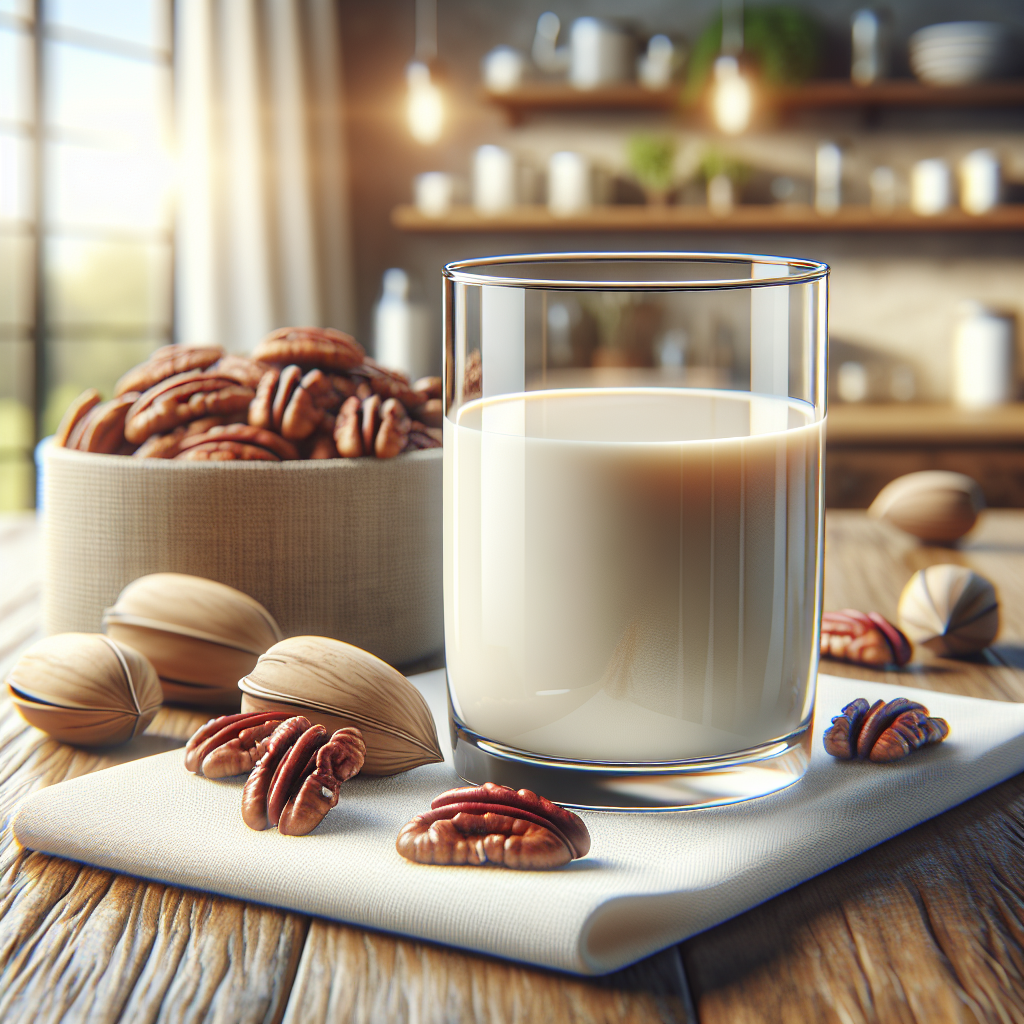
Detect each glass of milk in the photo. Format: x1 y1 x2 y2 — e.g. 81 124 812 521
442 253 829 809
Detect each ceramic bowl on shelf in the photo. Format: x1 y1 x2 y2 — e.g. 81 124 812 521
909 22 1012 86
42 445 442 669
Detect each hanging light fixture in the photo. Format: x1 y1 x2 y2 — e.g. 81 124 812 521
711 0 752 134
407 0 444 145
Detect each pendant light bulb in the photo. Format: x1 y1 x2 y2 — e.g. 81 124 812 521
711 55 752 135
407 61 444 145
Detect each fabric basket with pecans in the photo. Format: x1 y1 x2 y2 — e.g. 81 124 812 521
52 327 443 462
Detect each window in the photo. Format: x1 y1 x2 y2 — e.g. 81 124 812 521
0 0 173 509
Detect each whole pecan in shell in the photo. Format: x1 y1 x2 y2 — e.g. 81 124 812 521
820 610 911 667
54 389 101 447
184 710 291 777
396 782 591 870
125 372 256 444
823 697 949 762
241 716 365 835
114 345 223 397
253 327 364 372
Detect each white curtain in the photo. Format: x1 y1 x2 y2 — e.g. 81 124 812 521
175 0 356 352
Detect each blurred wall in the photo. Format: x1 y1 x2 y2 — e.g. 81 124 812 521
338 0 1024 398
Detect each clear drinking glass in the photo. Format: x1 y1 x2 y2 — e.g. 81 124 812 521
442 253 828 810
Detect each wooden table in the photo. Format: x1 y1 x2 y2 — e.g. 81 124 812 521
1 510 1022 1023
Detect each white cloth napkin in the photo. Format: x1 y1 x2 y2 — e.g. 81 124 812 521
14 671 1024 975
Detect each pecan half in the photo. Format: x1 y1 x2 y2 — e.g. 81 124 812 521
375 398 411 458
820 610 912 667
176 423 299 461
411 376 443 402
210 354 272 388
131 415 245 458
69 393 140 454
357 358 419 407
823 697 949 762
184 710 291 777
125 372 256 444
249 368 281 430
241 716 365 835
176 441 279 462
396 782 591 870
334 395 363 457
254 327 365 371
54 389 101 447
360 394 382 452
114 345 223 397
410 398 442 428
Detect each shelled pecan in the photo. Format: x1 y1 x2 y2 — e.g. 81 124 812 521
124 372 256 444
820 610 912 667
63 393 140 454
114 345 223 397
241 716 366 835
132 414 247 458
184 710 291 777
54 389 101 448
396 782 591 870
174 423 300 462
823 697 949 762
253 326 364 371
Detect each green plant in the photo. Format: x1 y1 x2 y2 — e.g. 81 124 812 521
684 6 820 103
698 147 751 185
627 134 677 197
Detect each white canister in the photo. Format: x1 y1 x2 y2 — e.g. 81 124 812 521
911 159 951 216
548 151 592 217
472 145 516 215
374 268 433 381
414 172 454 218
570 17 634 90
959 149 1000 215
952 301 1016 408
482 46 525 93
815 143 842 215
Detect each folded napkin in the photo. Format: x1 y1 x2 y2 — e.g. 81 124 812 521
14 671 1024 975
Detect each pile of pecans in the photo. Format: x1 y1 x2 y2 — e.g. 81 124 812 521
53 327 443 462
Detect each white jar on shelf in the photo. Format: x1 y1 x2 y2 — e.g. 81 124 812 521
911 159 951 216
472 145 516 215
548 151 592 217
952 301 1016 408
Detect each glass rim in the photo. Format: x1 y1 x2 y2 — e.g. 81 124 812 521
443 251 830 291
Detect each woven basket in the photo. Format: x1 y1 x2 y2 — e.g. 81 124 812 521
42 445 442 668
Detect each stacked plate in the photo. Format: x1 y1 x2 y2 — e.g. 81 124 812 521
909 22 1012 86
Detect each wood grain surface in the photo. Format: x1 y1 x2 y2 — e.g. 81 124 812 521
0 510 1021 1023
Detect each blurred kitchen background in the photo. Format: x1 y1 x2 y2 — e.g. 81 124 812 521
1 0 1022 510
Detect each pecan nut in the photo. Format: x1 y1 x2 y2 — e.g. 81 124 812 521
176 423 299 461
375 398 411 458
114 345 223 397
823 697 949 762
125 372 256 444
241 716 365 835
184 710 291 777
131 415 247 458
253 327 365 371
175 440 280 462
820 610 911 667
67 393 140 454
334 395 363 457
54 389 101 447
396 782 591 870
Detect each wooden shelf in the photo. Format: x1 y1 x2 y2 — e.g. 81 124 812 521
827 403 1024 447
484 80 1024 120
392 204 1024 234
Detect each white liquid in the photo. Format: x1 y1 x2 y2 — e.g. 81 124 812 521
444 389 823 762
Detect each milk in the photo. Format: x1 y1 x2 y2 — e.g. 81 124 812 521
444 388 823 763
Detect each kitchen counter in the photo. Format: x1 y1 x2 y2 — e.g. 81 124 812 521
0 510 1022 1023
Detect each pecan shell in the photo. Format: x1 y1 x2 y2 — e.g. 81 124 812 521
241 716 365 835
184 710 291 777
823 697 949 762
253 327 365 371
396 782 591 870
820 610 912 667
